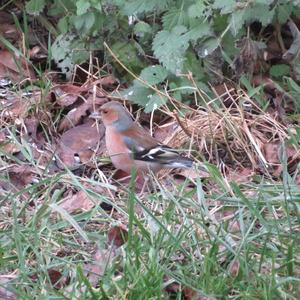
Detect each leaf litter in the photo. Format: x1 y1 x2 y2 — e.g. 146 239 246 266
0 9 299 299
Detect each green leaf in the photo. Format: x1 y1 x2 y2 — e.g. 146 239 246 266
76 0 91 15
152 26 189 74
276 4 293 24
162 7 189 30
73 12 96 33
51 34 75 78
230 4 275 36
25 0 46 15
134 21 152 37
213 0 236 14
121 82 152 106
197 38 220 58
139 65 168 85
270 64 291 78
111 41 146 74
144 94 168 113
57 16 69 34
287 77 300 94
185 23 212 41
188 2 208 18
122 0 170 15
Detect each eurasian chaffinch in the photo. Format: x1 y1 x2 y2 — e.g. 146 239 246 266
97 101 193 174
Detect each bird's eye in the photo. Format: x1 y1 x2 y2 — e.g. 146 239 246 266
102 110 108 114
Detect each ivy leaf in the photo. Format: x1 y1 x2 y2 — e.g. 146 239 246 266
139 65 168 85
152 26 189 74
25 0 46 15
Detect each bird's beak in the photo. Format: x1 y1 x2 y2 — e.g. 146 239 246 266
89 111 101 120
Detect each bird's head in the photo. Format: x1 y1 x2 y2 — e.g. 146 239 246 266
98 101 133 131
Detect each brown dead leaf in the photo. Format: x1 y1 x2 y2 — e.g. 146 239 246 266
7 165 36 189
177 167 209 180
59 190 95 213
0 277 17 300
1 90 41 119
0 24 20 47
0 142 20 155
164 279 180 297
87 75 117 87
58 95 107 132
182 287 209 300
85 247 117 287
233 37 265 77
154 121 178 143
52 84 82 107
0 132 5 143
226 167 254 183
295 174 300 185
30 269 69 289
107 225 128 248
0 165 37 201
228 259 240 277
56 122 105 168
263 142 299 176
0 50 35 81
0 12 15 24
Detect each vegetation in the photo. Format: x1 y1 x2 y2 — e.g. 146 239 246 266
0 0 299 299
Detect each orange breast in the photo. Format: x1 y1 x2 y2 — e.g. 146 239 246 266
105 127 133 174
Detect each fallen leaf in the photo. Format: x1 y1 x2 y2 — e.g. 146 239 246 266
228 259 240 277
58 95 107 132
107 225 128 248
56 122 105 168
226 167 254 183
52 84 82 107
0 277 17 300
177 167 209 181
0 165 37 201
0 24 20 47
263 142 299 176
6 165 36 189
182 286 210 300
30 269 69 289
59 190 95 213
0 50 35 81
85 247 116 287
154 121 178 143
1 90 41 119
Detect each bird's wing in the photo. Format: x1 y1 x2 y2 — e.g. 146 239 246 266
121 124 193 168
121 124 159 152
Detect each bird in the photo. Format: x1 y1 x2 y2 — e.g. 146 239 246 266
94 101 194 175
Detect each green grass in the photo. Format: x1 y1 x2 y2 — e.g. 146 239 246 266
1 157 299 299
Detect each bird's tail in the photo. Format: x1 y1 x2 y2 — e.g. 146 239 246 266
163 157 194 168
134 145 194 168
